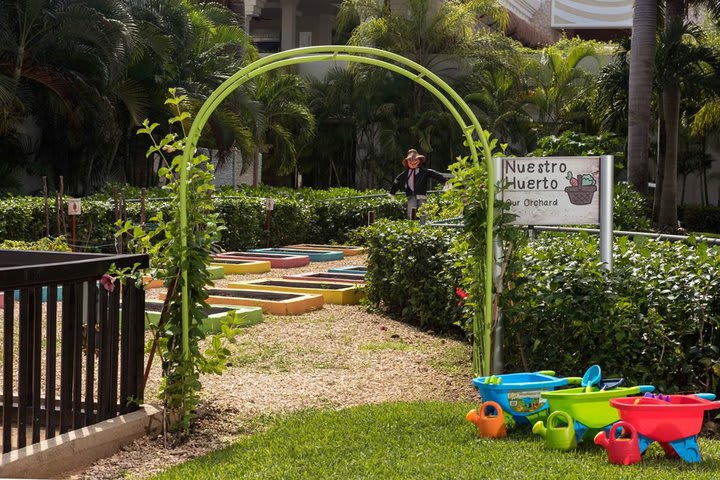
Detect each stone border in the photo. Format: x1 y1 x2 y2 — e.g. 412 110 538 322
0 404 163 479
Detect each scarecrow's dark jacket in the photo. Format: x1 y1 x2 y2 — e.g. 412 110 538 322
389 167 447 196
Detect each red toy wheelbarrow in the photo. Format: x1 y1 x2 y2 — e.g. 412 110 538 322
598 393 720 463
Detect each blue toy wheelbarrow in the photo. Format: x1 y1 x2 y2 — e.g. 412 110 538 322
472 371 581 426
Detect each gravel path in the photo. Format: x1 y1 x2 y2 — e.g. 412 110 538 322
68 254 475 479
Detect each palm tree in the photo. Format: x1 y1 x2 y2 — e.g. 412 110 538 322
0 0 140 192
463 66 533 154
337 0 508 72
333 0 509 186
626 0 658 196
594 39 631 136
119 0 259 186
654 20 720 227
245 72 316 182
525 40 599 136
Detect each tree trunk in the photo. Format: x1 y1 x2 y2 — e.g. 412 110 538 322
658 84 680 228
656 0 685 229
626 0 657 195
652 114 664 223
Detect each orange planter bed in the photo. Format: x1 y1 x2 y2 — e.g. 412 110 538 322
213 252 309 268
161 288 324 315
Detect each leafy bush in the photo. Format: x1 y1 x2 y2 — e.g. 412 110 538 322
679 205 720 234
355 220 463 332
0 236 71 251
613 183 651 231
502 233 720 393
532 130 625 165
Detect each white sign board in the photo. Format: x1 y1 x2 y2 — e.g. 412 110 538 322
67 198 82 216
264 198 275 211
551 0 633 29
500 156 601 225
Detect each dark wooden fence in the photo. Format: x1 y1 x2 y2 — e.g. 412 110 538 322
0 250 149 453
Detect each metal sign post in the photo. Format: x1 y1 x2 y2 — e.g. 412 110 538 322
264 198 274 248
599 155 614 270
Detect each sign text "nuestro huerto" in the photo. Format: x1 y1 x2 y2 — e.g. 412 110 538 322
501 157 601 225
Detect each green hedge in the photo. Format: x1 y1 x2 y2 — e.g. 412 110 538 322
679 205 720 234
355 220 464 332
0 188 405 251
360 221 720 393
503 234 720 393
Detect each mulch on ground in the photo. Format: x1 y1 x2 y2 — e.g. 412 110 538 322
69 254 475 479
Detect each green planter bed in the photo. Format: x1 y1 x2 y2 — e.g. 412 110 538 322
144 300 262 333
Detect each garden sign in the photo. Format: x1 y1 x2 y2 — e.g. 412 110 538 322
494 155 614 270
499 156 602 225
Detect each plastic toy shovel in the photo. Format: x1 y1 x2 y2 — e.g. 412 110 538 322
581 365 601 393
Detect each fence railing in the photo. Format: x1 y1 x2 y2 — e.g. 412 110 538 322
0 250 149 453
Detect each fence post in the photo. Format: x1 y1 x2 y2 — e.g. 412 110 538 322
367 210 375 225
59 176 67 238
43 177 49 237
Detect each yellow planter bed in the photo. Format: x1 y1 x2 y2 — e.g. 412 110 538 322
210 259 271 274
228 279 365 305
161 288 324 315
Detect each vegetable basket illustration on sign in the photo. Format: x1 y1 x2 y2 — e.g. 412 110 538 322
564 171 598 205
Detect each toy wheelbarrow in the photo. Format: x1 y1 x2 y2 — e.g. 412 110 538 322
604 393 720 463
535 384 655 447
472 371 581 426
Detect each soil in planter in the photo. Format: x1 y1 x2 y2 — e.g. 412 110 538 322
208 288 305 301
251 280 354 290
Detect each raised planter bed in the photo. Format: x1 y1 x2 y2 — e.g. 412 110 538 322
249 248 344 262
208 265 226 280
213 252 309 269
210 259 271 274
143 265 224 290
161 288 324 315
328 266 368 274
282 272 365 284
143 300 263 333
228 279 364 305
285 244 366 256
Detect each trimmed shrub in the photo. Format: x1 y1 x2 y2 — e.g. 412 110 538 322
356 220 463 332
0 188 405 251
613 183 651 231
502 233 720 393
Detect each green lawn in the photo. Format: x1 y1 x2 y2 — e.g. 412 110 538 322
151 401 720 479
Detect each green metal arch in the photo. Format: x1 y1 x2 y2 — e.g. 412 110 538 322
180 46 495 375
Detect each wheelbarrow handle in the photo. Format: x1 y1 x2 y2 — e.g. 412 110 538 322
564 377 583 385
538 370 556 376
638 385 655 393
695 393 716 401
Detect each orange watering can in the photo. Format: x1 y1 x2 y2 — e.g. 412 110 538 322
466 401 506 438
